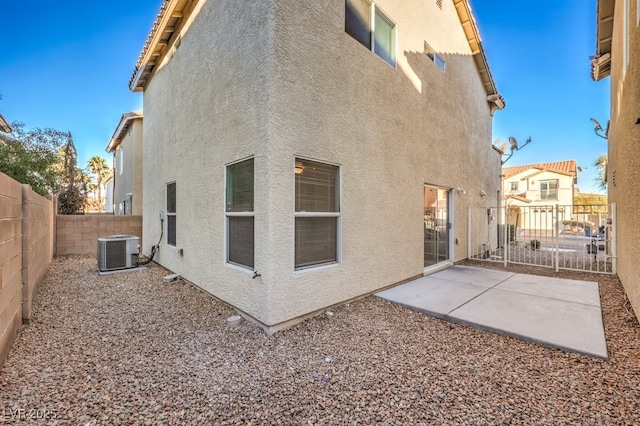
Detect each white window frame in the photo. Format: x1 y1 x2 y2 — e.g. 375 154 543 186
166 181 177 247
539 179 559 201
118 147 124 176
293 157 342 273
345 0 397 68
224 157 255 272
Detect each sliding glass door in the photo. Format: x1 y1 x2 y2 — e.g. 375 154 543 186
424 186 450 267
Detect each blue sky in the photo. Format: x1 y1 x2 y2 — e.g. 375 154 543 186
0 1 609 192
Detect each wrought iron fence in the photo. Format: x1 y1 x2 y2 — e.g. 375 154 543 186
468 204 615 274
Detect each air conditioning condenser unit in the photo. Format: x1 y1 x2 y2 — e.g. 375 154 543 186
97 235 140 272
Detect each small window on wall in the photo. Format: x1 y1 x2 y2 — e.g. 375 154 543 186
345 0 397 67
166 182 176 246
226 158 254 269
424 41 446 71
119 148 124 176
294 158 340 270
510 182 518 191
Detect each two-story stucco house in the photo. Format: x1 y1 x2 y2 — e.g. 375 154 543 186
502 161 577 231
592 0 640 320
105 111 143 215
130 0 505 333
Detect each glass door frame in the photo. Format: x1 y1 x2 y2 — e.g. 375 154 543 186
423 184 453 269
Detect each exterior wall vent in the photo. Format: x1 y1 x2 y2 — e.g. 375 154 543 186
97 235 140 272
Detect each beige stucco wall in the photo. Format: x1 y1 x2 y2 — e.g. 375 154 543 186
142 0 500 329
113 118 144 215
607 0 640 319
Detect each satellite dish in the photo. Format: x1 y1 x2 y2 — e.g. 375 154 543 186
590 118 603 130
508 136 519 150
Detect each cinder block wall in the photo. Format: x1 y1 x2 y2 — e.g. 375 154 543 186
1 175 55 366
56 215 142 256
21 185 54 321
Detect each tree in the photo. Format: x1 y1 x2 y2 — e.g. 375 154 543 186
86 156 110 211
57 133 86 214
0 122 66 195
594 154 607 191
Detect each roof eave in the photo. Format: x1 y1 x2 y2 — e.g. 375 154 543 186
105 111 143 153
129 0 193 92
591 0 614 81
453 0 505 112
0 113 12 133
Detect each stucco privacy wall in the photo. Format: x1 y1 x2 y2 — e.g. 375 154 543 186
0 173 54 367
56 215 142 256
607 0 640 319
0 173 24 367
21 182 55 320
141 0 500 329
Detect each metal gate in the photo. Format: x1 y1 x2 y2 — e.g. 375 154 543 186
468 203 616 274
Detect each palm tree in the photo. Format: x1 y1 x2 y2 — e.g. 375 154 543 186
87 156 110 211
594 154 608 191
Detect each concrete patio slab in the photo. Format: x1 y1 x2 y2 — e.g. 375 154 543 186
494 274 601 306
376 265 608 359
428 265 515 288
376 277 488 317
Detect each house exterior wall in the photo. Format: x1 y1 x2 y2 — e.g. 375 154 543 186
606 0 640 319
113 118 143 215
142 0 500 329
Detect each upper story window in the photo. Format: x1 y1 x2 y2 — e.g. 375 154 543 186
425 42 446 71
539 180 558 200
345 0 397 67
510 182 518 191
295 158 340 270
225 158 255 269
118 148 124 176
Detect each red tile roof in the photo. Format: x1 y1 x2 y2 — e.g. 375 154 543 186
502 160 577 179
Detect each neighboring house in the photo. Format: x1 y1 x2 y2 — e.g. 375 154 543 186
592 0 640 319
502 161 577 230
130 0 505 333
0 113 11 134
104 172 114 214
105 111 143 215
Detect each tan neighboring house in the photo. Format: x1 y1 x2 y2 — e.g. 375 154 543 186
103 171 114 214
130 0 505 333
0 113 11 134
592 0 640 319
105 111 143 215
502 161 577 230
0 113 13 143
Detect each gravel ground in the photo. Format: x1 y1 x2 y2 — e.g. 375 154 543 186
1 256 639 425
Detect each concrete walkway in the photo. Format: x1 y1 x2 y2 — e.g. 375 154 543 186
376 265 608 359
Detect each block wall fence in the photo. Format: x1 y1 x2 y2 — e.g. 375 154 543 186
0 172 142 368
